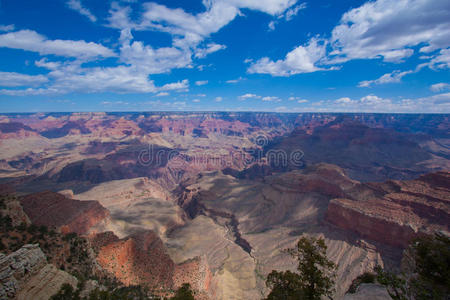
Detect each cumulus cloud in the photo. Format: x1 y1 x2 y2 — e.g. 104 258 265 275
250 0 450 77
160 79 189 91
3 58 189 95
67 0 97 22
195 43 226 58
156 92 169 96
430 83 450 92
0 71 48 87
248 38 328 76
119 35 192 74
330 0 450 62
429 48 450 69
215 96 223 102
358 70 413 87
109 0 298 50
239 93 261 100
0 30 115 60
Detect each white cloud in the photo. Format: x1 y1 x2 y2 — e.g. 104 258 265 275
195 80 208 86
239 93 261 100
269 2 306 30
288 96 307 103
215 96 223 102
3 58 190 95
226 77 244 83
119 33 192 74
0 30 115 60
0 24 14 32
330 0 450 63
358 70 413 87
0 88 55 96
335 97 353 104
248 38 328 76
324 93 450 113
262 96 281 102
430 83 450 92
192 99 201 103
250 0 450 78
195 43 226 58
156 92 169 96
429 48 450 69
67 0 97 22
283 3 306 21
0 71 48 87
160 79 189 91
109 0 298 52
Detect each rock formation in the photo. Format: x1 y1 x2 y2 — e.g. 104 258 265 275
0 244 77 299
326 171 450 248
19 191 110 235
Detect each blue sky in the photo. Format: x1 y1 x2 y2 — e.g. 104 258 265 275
0 0 449 113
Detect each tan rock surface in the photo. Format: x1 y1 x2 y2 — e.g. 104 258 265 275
16 264 78 300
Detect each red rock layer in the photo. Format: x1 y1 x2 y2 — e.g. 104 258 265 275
94 231 175 289
325 171 450 248
19 191 109 235
91 230 212 297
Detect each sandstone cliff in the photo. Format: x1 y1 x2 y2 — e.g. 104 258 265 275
326 171 450 248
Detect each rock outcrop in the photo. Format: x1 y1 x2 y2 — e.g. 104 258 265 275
0 244 77 299
92 230 212 297
19 191 110 235
16 264 78 300
94 230 175 288
0 244 46 299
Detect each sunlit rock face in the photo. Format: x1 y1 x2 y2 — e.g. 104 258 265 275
326 171 450 248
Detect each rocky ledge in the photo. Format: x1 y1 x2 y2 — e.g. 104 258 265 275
326 171 450 248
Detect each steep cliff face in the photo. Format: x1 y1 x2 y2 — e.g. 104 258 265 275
92 230 213 298
19 191 110 235
0 244 77 299
94 230 175 288
326 171 450 248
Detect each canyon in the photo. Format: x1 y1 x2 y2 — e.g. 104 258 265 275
0 112 449 299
